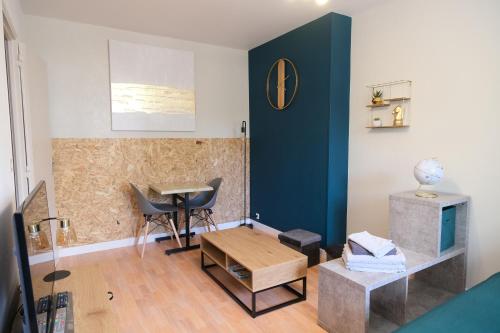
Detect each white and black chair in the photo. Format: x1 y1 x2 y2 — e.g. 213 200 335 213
130 183 182 258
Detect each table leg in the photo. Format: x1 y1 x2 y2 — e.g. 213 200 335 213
185 192 191 247
155 232 195 243
318 266 369 333
165 192 200 255
250 292 255 317
155 194 195 243
173 194 178 230
371 277 408 325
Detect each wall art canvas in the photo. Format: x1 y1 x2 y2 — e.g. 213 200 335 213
109 40 195 131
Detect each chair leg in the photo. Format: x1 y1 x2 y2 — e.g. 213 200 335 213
168 216 182 248
141 220 150 259
199 210 209 232
134 217 144 246
206 209 218 231
190 212 207 233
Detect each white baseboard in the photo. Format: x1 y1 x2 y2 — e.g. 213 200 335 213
58 219 286 258
29 218 319 266
59 219 244 258
251 220 281 237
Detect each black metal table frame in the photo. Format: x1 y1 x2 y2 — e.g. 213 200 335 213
201 252 307 318
155 192 200 255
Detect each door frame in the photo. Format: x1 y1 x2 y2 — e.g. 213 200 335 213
3 13 34 205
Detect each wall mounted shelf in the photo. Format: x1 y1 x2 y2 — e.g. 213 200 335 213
366 80 412 129
385 97 411 102
366 125 409 129
366 103 391 108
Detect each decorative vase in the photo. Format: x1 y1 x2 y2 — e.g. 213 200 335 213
372 119 382 127
372 97 384 105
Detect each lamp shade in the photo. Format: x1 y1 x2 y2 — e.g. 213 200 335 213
27 223 50 254
56 218 77 246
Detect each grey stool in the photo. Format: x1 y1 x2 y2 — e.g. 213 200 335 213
130 183 182 258
278 229 322 267
180 178 222 232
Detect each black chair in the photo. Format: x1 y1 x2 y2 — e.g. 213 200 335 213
130 183 182 258
182 178 222 232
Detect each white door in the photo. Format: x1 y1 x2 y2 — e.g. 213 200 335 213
5 39 34 205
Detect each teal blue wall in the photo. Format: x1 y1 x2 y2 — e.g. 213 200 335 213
249 13 351 247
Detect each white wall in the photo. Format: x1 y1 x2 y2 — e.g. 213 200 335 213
348 0 500 287
25 15 249 139
26 51 57 216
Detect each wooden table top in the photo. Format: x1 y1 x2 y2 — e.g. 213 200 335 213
201 228 306 272
149 182 213 195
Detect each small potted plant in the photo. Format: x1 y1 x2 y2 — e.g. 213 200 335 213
372 90 384 105
372 117 382 127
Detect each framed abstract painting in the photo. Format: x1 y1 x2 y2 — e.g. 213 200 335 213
109 40 195 131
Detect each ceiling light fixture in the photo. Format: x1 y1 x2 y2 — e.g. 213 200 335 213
315 0 329 6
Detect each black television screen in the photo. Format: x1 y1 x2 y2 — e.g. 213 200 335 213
13 181 56 333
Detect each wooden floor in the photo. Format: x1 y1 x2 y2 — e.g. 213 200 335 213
59 236 326 333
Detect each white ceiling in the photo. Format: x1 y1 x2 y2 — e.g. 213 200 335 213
21 0 378 50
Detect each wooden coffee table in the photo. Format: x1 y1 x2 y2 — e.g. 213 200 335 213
201 227 308 317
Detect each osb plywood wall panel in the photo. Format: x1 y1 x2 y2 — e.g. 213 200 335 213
52 138 249 246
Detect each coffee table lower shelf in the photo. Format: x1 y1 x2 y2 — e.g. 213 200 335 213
201 252 307 318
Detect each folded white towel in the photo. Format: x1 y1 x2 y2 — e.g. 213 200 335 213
348 231 395 258
343 262 406 273
345 260 405 269
342 251 406 273
343 244 406 265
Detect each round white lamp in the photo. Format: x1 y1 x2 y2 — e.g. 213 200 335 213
414 158 444 198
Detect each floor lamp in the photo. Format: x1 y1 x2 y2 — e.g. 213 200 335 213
240 121 252 228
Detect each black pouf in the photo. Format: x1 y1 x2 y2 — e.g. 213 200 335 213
278 229 321 267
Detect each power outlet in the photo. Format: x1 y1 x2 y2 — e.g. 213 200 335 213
255 213 260 220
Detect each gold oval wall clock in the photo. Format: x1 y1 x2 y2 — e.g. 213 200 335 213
266 58 299 111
